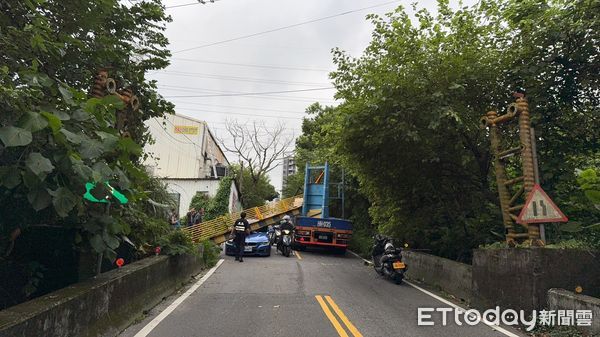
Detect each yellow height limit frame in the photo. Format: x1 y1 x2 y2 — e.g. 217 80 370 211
182 195 304 244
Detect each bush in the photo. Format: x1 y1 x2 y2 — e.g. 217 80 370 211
349 230 373 259
158 230 198 256
189 192 210 213
530 325 589 337
205 176 234 220
201 240 220 267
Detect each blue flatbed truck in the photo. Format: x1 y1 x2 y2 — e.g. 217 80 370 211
293 162 352 252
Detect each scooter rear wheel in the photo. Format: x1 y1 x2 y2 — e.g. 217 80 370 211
394 273 404 285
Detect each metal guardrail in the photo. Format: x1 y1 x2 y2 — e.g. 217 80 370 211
182 195 304 243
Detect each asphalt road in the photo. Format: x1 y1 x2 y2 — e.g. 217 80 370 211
120 247 522 337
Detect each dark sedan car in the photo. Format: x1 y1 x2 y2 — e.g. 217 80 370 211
225 232 271 257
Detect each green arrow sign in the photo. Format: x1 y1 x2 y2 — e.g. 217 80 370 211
84 181 128 204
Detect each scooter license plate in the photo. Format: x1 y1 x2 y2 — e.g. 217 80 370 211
393 261 406 269
244 246 253 252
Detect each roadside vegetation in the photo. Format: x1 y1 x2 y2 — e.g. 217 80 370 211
0 0 181 309
188 166 278 222
286 0 599 261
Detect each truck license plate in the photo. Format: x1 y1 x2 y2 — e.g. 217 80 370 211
318 235 328 240
244 246 253 252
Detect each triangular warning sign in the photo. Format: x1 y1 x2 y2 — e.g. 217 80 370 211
517 184 568 224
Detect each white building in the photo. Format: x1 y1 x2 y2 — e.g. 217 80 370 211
281 152 297 191
144 114 241 216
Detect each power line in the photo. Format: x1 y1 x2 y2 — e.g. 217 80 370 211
171 94 334 104
152 118 192 145
163 87 335 98
150 119 203 158
157 84 336 103
169 41 356 53
175 107 303 119
153 70 330 86
173 0 402 53
171 95 335 103
175 106 303 120
166 0 219 9
171 100 309 114
155 114 301 131
171 57 332 72
203 121 301 130
162 117 202 147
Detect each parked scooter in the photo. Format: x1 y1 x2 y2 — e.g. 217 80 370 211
371 234 406 284
277 228 293 257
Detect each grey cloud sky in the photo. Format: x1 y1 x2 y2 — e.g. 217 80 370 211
151 0 474 193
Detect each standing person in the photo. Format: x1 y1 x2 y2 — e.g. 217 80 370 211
169 209 179 229
187 208 195 227
186 208 193 226
231 212 250 262
192 208 202 225
199 208 205 223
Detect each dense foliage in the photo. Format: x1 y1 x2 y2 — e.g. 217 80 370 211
158 230 197 256
205 176 234 219
188 176 237 221
201 240 220 267
230 165 278 208
293 0 599 261
189 191 210 212
284 103 375 256
0 0 175 306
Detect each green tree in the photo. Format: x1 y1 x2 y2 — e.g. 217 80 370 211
282 172 304 198
205 176 234 220
231 165 277 208
189 192 210 213
0 0 174 305
304 0 600 261
284 103 375 255
498 0 600 225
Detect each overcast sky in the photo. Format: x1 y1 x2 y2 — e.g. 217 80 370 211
150 0 474 194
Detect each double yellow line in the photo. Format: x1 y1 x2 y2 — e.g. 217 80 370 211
315 295 363 337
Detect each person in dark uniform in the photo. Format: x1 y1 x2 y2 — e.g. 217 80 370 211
231 212 250 262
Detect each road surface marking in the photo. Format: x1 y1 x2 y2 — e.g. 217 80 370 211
346 250 521 337
133 259 225 337
315 295 349 337
324 296 363 337
405 281 521 337
295 250 302 260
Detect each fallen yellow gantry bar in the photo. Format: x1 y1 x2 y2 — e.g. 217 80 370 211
182 195 304 244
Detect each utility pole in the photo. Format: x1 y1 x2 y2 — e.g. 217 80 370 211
530 127 545 243
239 161 243 208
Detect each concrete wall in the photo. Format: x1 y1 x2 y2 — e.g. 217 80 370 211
0 254 205 337
472 248 600 313
403 251 473 303
547 288 600 334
